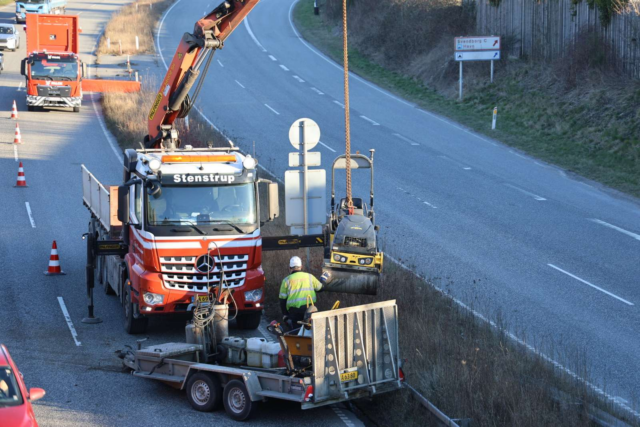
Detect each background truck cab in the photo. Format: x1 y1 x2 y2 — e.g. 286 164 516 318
15 0 67 24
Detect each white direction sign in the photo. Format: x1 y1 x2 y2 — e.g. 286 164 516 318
289 151 321 167
289 118 320 151
285 169 327 235
455 36 501 51
455 50 501 61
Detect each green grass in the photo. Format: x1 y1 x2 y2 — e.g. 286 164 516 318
0 0 15 6
294 0 640 197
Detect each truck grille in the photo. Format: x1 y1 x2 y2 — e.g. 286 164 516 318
160 255 248 292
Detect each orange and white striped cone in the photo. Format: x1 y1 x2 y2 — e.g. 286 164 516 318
45 241 65 275
13 122 22 144
14 162 27 187
11 100 18 120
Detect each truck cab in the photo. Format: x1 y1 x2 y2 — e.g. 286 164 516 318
15 0 67 24
21 51 82 111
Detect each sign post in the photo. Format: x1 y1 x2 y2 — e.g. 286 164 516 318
454 36 501 99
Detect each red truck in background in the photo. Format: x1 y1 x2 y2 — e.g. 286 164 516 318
20 14 140 113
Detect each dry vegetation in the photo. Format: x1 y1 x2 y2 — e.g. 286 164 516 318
97 0 173 55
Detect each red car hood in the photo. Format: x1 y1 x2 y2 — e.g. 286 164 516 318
0 405 37 427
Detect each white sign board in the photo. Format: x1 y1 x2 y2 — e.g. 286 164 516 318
288 118 320 151
285 169 327 235
289 151 321 167
455 51 501 61
455 36 501 51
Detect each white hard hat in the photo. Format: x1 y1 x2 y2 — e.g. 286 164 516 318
290 256 302 268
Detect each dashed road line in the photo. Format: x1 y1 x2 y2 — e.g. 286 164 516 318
17 82 23 92
279 64 289 71
547 264 633 306
217 59 224 67
398 187 437 209
319 141 336 152
333 100 345 108
14 146 18 162
292 75 305 83
360 115 380 126
423 201 437 209
503 183 546 201
393 133 419 146
235 80 245 88
25 202 35 228
439 155 472 170
264 104 280 115
58 297 82 347
268 55 277 61
589 219 640 242
311 87 324 95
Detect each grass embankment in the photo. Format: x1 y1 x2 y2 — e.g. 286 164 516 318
0 0 14 7
98 3 636 426
97 0 172 56
295 0 640 197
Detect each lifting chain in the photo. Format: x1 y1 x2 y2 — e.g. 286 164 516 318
342 0 353 212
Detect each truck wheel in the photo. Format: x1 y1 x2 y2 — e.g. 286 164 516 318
27 106 34 112
223 379 258 421
124 286 148 334
186 372 222 412
73 107 80 113
235 311 261 330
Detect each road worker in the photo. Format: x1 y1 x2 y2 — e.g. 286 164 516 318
279 256 323 328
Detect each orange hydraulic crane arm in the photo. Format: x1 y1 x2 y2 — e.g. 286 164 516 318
146 0 260 149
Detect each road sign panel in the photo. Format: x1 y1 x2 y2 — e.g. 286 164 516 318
285 169 327 235
289 118 320 151
289 151 321 167
455 36 501 51
455 50 501 61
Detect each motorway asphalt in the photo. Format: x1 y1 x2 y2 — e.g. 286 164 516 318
155 0 640 409
0 1 360 426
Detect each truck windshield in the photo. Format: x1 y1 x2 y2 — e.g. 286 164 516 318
147 184 256 228
0 366 23 408
0 27 14 35
21 0 47 3
30 57 78 80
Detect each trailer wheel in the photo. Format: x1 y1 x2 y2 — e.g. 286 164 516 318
124 285 148 334
186 372 222 412
223 379 258 421
235 312 261 330
73 107 80 113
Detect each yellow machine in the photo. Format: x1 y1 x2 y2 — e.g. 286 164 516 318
320 150 383 295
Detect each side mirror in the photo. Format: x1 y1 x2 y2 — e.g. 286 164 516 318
267 182 279 221
117 185 130 223
28 388 45 402
20 58 26 76
81 62 86 79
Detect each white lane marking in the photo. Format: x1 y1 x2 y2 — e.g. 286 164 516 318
279 64 289 71
158 0 279 185
91 95 123 163
385 253 640 421
25 202 36 228
17 82 23 92
57 297 82 347
288 0 413 108
319 141 336 152
268 55 277 61
463 167 472 170
311 87 324 95
534 161 547 168
503 183 546 201
243 18 267 52
423 201 437 209
509 150 528 160
14 146 18 162
78 11 83 15
590 219 640 242
331 406 357 427
264 104 280 115
548 264 633 306
393 133 419 146
439 154 472 170
235 80 245 88
217 59 224 67
333 100 345 108
360 115 380 126
292 75 305 83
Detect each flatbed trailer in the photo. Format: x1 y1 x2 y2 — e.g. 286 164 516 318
122 300 402 421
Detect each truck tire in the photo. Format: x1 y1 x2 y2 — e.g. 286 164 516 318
73 107 80 113
124 285 148 334
235 311 262 330
186 372 222 412
27 106 34 112
223 379 258 421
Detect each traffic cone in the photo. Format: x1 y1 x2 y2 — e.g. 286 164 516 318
11 100 18 120
44 241 65 276
14 162 27 187
13 122 22 144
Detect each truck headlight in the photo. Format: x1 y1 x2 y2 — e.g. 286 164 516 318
243 155 257 170
333 253 341 262
359 257 373 265
143 292 164 305
244 289 263 302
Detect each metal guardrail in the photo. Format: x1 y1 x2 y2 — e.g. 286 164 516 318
405 384 460 427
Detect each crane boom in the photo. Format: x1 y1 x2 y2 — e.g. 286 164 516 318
146 0 259 149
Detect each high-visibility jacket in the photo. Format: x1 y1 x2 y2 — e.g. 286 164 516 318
279 271 323 310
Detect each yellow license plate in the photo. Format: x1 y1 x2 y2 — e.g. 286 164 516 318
197 295 210 303
340 371 358 382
